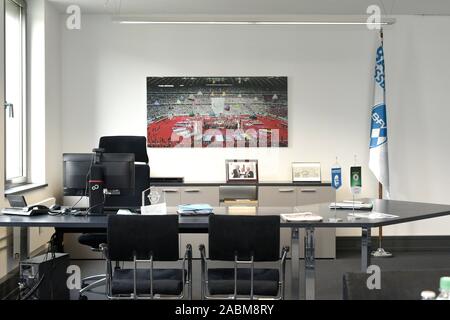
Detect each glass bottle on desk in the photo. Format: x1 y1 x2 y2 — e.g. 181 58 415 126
436 277 450 300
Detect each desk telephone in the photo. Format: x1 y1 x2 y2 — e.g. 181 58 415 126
1 205 50 216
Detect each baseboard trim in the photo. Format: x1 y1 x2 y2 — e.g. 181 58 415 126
337 235 450 252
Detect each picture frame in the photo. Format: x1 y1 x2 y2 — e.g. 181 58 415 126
292 162 321 182
147 77 288 148
226 160 259 184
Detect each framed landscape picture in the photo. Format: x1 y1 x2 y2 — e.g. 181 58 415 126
292 162 321 182
147 77 288 148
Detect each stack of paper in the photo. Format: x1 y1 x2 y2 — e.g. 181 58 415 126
177 204 214 216
281 212 323 222
348 212 399 220
329 201 373 210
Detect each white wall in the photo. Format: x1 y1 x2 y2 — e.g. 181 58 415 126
60 14 450 236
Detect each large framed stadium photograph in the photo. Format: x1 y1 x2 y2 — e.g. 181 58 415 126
147 77 288 148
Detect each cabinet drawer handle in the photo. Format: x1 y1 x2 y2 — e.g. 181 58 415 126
163 189 179 193
184 189 200 193
278 189 295 193
301 189 317 193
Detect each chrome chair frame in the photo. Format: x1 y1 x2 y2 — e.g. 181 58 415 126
200 245 289 300
79 246 106 296
101 243 192 300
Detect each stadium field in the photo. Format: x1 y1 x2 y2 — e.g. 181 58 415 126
147 115 288 148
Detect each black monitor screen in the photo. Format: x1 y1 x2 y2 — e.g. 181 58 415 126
63 153 93 196
63 153 135 196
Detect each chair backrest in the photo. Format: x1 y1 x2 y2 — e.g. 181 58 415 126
208 215 280 262
99 136 150 207
99 136 149 163
107 215 179 261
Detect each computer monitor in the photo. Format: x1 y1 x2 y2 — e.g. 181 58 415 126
63 152 135 214
63 153 94 196
63 153 135 191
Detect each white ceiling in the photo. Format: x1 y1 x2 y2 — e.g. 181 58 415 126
48 0 450 16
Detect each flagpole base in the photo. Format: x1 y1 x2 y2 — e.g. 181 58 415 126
371 247 393 257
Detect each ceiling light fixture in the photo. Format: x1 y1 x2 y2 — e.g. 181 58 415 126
113 16 396 26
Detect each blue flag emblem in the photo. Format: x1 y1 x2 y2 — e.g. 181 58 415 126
331 167 342 190
370 103 387 149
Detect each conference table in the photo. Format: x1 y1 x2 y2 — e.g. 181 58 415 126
1 198 450 300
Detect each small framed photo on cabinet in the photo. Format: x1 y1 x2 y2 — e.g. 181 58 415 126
292 162 321 182
226 160 259 183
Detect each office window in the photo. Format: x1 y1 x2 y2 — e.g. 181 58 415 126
4 0 27 187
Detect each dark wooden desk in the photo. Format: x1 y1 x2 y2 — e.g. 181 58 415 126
2 199 450 300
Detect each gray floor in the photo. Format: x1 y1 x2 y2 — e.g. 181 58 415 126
72 250 450 300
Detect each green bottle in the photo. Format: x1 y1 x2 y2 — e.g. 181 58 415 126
436 277 450 300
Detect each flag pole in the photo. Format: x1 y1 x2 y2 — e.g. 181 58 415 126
372 182 392 257
371 27 393 258
377 182 384 251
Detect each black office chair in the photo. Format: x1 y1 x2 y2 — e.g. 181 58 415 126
343 269 450 300
78 136 151 297
99 136 150 208
101 215 192 300
200 215 289 300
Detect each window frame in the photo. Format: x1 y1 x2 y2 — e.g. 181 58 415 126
4 0 27 189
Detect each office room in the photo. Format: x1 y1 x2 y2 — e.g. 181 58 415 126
1 0 450 313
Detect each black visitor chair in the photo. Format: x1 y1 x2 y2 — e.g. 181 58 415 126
200 215 289 300
101 215 192 300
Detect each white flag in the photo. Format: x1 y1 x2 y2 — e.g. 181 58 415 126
369 31 390 196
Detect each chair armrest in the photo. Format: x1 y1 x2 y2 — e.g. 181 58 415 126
280 246 289 265
182 244 193 270
279 246 290 299
99 243 108 257
183 244 193 261
199 244 207 261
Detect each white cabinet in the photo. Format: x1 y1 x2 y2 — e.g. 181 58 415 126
297 186 334 205
152 187 181 206
179 234 209 259
179 188 218 258
180 187 220 207
260 185 336 259
258 187 297 207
